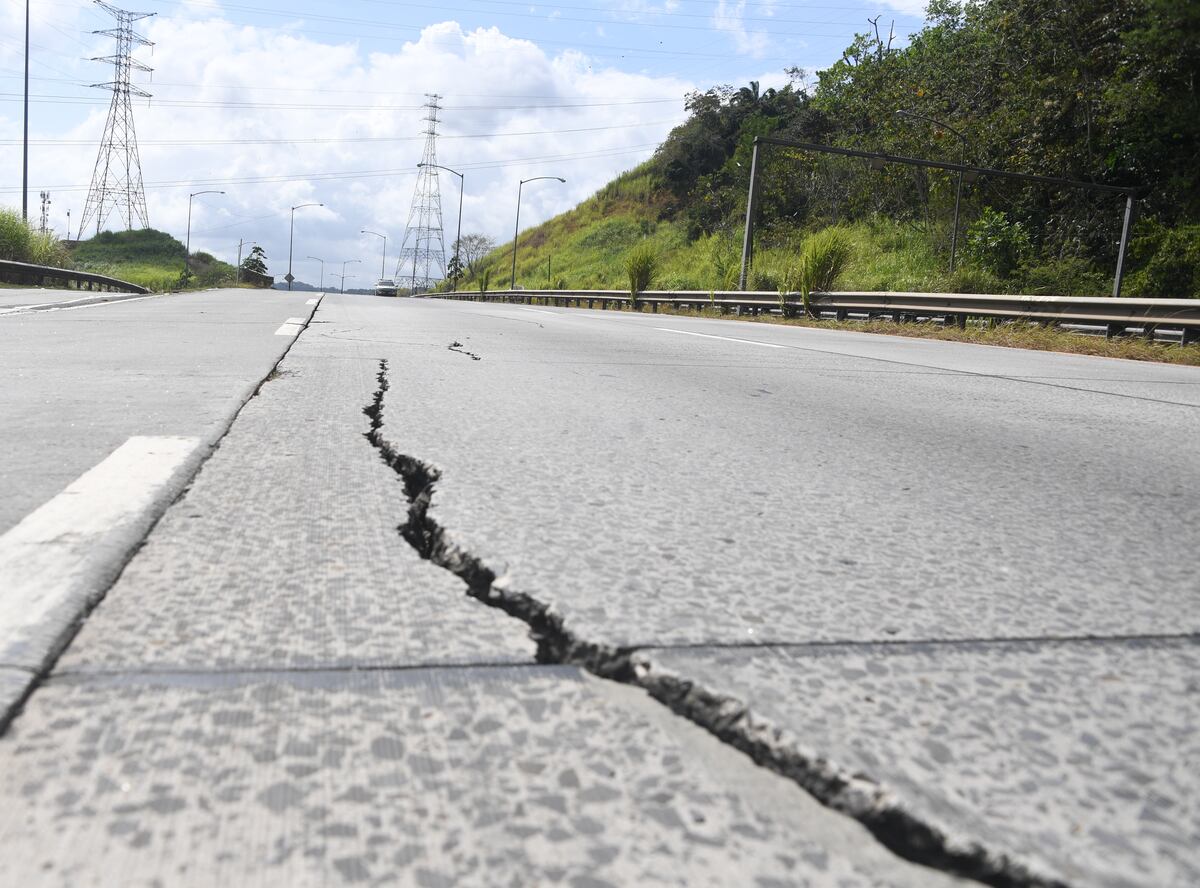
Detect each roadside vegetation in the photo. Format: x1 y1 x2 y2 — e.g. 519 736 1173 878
1 210 252 292
0 207 71 267
459 0 1198 304
71 228 238 291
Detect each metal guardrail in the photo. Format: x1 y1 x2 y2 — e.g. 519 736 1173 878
436 289 1200 344
0 259 150 294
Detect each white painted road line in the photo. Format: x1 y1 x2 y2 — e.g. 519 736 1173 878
274 316 307 336
0 436 202 676
654 327 787 349
516 307 560 316
0 293 164 317
306 298 319 305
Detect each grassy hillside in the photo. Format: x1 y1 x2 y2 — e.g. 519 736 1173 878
464 0 1199 300
71 228 238 291
470 166 1111 297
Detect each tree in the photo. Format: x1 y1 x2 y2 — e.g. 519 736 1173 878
452 233 495 276
241 245 267 275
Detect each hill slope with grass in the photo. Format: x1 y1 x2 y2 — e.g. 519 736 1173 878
70 228 237 291
469 0 1199 299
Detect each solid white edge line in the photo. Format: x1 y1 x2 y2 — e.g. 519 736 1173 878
0 436 202 671
0 292 164 317
654 327 787 349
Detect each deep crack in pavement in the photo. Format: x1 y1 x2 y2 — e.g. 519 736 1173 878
361 357 1067 888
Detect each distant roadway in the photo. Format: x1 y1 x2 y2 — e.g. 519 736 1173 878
0 290 1196 887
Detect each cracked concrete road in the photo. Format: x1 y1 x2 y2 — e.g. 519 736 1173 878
0 292 1196 886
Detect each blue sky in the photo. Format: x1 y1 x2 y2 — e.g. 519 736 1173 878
1 0 926 285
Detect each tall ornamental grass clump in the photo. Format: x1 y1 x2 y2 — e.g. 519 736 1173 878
625 242 658 309
0 207 32 262
791 228 853 317
0 207 70 267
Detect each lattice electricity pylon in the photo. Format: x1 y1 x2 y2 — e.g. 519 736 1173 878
78 1 155 239
395 94 447 294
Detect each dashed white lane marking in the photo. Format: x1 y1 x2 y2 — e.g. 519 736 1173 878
0 436 201 668
306 298 318 305
274 316 307 336
654 327 787 349
515 307 559 316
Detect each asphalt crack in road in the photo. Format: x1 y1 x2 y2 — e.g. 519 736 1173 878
362 358 1066 888
448 340 482 361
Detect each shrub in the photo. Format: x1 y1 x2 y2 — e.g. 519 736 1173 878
965 207 1030 278
1129 224 1200 298
625 242 659 302
792 227 853 316
479 268 491 294
0 207 32 261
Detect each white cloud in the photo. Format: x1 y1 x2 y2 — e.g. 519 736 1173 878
3 16 694 286
712 0 770 59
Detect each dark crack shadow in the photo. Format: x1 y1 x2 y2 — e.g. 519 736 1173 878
448 341 482 361
361 358 1066 888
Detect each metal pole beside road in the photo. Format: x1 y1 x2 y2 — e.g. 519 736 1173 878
186 190 224 277
511 176 565 289
288 203 322 291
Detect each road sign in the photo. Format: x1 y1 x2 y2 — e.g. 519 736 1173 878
284 273 295 283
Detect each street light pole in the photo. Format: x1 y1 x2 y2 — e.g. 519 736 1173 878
186 190 224 277
896 109 969 272
360 230 387 280
418 163 464 291
288 202 323 291
306 256 325 291
340 258 360 294
22 0 29 221
511 176 565 290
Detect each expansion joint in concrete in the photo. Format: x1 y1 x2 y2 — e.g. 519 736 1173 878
360 359 1068 888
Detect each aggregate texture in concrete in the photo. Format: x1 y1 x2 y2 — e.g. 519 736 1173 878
0 666 968 888
367 299 1200 648
648 638 1200 888
55 322 533 673
0 287 318 534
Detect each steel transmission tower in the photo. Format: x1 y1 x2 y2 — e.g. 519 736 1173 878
396 95 447 293
78 1 155 239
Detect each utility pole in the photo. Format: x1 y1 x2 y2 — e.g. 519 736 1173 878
38 192 51 234
22 0 29 221
397 95 448 295
78 1 155 238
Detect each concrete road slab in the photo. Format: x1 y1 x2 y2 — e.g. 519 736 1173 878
528 307 1200 405
0 665 965 888
358 298 1199 647
57 341 532 672
0 288 317 534
648 638 1200 888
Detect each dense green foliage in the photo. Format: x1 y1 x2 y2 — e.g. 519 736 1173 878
472 0 1198 298
0 207 70 267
